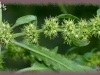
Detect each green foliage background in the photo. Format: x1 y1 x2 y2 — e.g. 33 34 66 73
1 4 100 72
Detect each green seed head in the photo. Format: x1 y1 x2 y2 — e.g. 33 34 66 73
0 22 13 46
22 23 39 44
42 17 59 39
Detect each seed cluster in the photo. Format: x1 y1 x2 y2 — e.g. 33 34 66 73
42 17 59 39
0 22 13 46
22 16 100 45
22 23 39 44
61 19 76 44
90 16 100 38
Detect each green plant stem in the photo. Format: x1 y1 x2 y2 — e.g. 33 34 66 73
0 2 2 55
13 33 25 38
0 2 2 25
13 29 43 38
37 29 43 33
10 24 17 30
12 28 72 38
58 3 68 14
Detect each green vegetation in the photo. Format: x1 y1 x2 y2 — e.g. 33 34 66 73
0 3 100 73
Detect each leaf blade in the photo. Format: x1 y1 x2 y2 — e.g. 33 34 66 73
11 15 37 29
11 40 97 72
57 14 80 21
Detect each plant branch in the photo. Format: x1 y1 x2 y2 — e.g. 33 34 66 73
13 32 25 38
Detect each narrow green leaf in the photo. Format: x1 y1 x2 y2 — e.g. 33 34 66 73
51 46 58 53
17 61 52 73
11 15 37 29
57 14 80 21
11 40 97 72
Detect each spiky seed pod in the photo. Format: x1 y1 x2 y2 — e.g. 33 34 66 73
22 23 39 44
76 20 90 40
0 22 13 47
61 19 76 44
90 16 100 38
42 17 59 39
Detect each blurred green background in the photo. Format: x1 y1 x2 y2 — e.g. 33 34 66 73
2 4 100 70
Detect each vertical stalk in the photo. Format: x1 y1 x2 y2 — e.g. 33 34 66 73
0 2 2 25
0 2 2 54
58 3 68 14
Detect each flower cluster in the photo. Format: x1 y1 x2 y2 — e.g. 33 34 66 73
0 22 13 46
21 16 100 46
22 23 39 44
61 19 92 45
76 20 90 40
89 16 100 38
42 17 59 39
61 19 76 44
